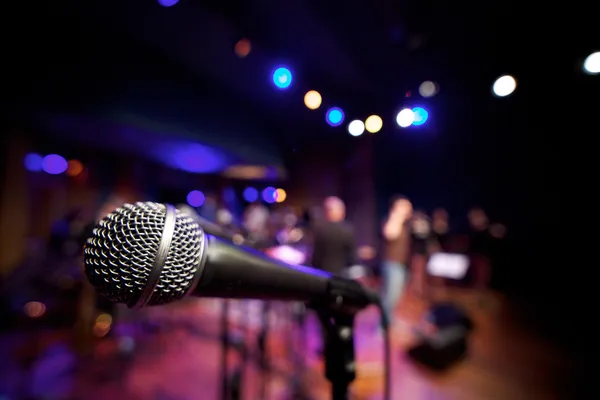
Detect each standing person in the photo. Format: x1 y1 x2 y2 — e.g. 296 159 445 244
310 197 357 276
242 202 271 247
409 210 432 299
380 196 413 326
431 208 451 252
467 207 493 291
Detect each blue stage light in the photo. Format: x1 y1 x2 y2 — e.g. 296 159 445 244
326 107 344 127
243 187 258 202
411 107 429 126
24 153 43 172
272 67 292 89
187 190 206 207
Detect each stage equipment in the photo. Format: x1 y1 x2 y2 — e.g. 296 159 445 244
83 202 389 400
407 302 473 371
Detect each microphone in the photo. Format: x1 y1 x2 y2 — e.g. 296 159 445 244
84 202 376 312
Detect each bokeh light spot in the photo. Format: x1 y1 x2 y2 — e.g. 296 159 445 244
24 153 43 171
42 154 68 175
273 67 292 89
187 190 206 207
243 187 259 202
275 188 287 203
326 107 344 126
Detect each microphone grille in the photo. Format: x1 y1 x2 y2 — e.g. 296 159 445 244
84 202 204 306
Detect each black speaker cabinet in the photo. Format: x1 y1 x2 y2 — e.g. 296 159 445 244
407 302 473 370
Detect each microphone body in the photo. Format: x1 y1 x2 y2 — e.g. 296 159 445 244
197 235 331 302
84 202 375 313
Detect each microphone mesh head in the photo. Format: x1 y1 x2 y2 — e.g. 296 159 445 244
84 202 204 306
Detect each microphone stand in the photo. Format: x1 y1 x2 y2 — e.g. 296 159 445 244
315 309 356 400
309 276 373 400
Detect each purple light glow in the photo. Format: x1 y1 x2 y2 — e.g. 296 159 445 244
158 143 230 174
158 0 179 7
42 154 68 175
187 190 206 207
262 187 277 204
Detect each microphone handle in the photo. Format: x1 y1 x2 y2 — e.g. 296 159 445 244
192 236 376 313
195 235 331 302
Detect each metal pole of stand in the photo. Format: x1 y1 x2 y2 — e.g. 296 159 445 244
257 300 270 399
220 299 230 400
317 310 357 400
290 302 309 399
233 300 249 400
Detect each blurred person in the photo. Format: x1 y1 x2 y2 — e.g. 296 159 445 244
311 197 357 275
243 202 271 247
467 207 493 292
276 209 304 245
380 196 413 326
409 211 432 299
431 208 451 252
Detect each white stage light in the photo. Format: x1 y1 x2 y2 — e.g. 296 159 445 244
583 52 600 75
396 109 414 128
419 81 438 97
492 75 517 97
348 120 365 136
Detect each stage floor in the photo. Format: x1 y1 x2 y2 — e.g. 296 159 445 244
1 290 576 400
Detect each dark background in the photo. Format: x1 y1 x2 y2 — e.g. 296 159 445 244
1 0 594 351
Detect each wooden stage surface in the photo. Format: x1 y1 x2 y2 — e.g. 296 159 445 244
1 289 577 400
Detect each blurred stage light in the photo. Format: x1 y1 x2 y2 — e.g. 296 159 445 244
411 107 429 126
492 75 516 97
326 107 345 126
24 301 46 318
365 115 383 133
262 187 277 203
24 153 43 172
66 160 84 177
396 109 415 128
348 120 365 136
583 52 600 75
234 38 251 58
272 67 292 89
187 190 206 207
157 0 179 7
160 143 229 173
275 188 287 203
243 187 259 202
42 154 68 175
304 90 322 110
419 81 438 97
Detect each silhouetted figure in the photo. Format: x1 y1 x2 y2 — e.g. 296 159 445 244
311 197 356 276
380 196 413 325
409 211 432 299
467 207 492 290
431 208 451 252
